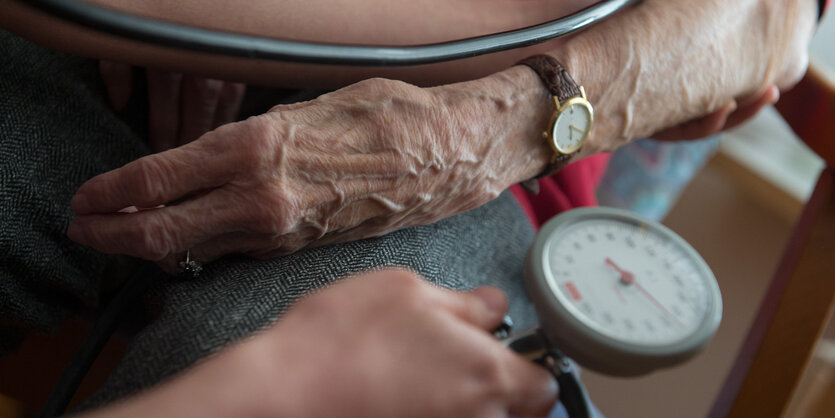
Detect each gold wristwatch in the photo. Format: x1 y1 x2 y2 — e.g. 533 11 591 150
519 55 593 194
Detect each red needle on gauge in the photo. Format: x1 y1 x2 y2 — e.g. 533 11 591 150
605 257 685 328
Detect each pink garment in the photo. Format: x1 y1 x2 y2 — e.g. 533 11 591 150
510 153 611 229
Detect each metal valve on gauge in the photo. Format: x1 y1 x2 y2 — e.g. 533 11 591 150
499 207 723 417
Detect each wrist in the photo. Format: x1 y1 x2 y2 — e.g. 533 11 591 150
435 66 555 189
160 342 273 418
552 24 641 157
81 342 269 418
227 332 313 418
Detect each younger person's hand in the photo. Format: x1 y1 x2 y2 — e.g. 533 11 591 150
81 269 558 418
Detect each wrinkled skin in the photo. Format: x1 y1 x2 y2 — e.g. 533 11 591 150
70 76 547 271
573 0 816 156
80 270 558 418
69 0 818 270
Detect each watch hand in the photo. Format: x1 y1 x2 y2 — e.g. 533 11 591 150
605 257 634 285
632 281 685 328
605 257 684 327
569 125 587 136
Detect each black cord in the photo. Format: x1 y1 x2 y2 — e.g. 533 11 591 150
40 264 160 417
21 0 641 66
554 361 593 418
531 349 593 418
501 325 594 418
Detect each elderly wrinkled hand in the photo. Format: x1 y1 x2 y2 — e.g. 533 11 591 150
68 78 538 272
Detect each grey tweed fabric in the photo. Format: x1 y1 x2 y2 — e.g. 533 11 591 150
85 191 538 407
0 30 539 408
0 30 149 353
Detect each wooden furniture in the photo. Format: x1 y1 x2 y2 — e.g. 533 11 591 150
710 62 835 417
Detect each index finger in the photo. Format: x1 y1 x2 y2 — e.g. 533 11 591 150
438 287 558 415
71 134 238 214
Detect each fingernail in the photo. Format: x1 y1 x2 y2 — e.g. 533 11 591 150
542 376 560 412
772 87 781 103
471 287 507 315
528 375 560 418
547 376 559 398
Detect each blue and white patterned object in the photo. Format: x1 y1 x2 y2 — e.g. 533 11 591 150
597 138 720 221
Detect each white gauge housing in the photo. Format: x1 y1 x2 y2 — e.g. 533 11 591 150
525 207 723 376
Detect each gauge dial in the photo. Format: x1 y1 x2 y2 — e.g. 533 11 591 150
525 207 722 376
545 219 709 346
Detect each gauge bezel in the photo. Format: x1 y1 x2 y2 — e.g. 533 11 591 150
525 207 723 376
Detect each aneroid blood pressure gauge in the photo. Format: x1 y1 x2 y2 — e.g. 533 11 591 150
519 207 723 377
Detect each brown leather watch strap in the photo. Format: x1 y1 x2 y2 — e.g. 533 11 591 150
519 55 582 103
519 153 572 194
518 55 584 194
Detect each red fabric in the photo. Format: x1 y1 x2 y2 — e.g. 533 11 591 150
510 153 611 229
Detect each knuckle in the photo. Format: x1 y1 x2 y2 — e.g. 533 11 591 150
248 186 296 235
125 159 168 205
385 268 423 289
128 219 171 260
362 77 415 94
378 269 429 304
235 116 280 169
347 77 388 93
470 350 507 394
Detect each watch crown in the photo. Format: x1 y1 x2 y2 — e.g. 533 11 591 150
542 131 549 139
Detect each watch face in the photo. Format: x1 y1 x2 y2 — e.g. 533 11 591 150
551 99 592 153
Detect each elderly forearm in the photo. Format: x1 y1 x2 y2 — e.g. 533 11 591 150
569 0 815 151
448 0 818 186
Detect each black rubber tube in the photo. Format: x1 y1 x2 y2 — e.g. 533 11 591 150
21 0 641 66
